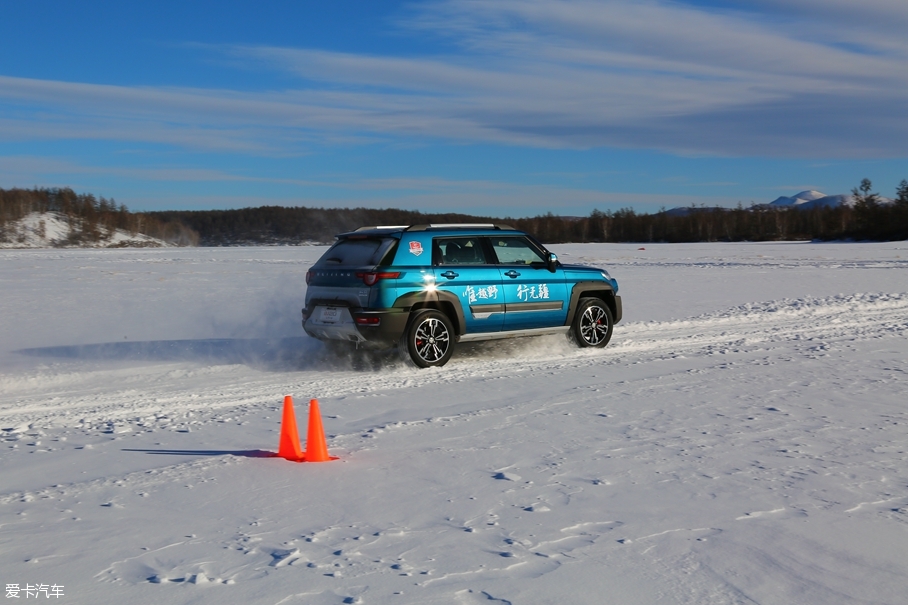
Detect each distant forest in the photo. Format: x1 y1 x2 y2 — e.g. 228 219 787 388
3 179 907 247
0 187 198 246
152 178 908 245
150 206 505 245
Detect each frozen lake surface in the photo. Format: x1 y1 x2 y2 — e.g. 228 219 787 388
1 241 907 604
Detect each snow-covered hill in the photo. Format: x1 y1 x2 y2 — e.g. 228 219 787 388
769 190 842 210
768 189 828 206
2 242 907 604
769 189 893 210
0 211 171 248
663 189 897 216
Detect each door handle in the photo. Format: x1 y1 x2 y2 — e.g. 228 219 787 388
504 270 520 278
440 271 459 279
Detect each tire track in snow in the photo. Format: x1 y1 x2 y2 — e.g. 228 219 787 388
2 293 905 429
613 292 908 358
400 292 908 387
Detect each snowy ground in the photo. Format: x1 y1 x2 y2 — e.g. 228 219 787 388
1 242 907 605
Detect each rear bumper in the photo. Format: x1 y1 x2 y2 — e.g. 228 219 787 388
303 306 410 348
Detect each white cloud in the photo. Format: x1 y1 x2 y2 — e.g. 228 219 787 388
1 0 906 158
0 155 717 215
0 156 262 183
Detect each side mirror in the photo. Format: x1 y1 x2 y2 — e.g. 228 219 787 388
547 252 558 272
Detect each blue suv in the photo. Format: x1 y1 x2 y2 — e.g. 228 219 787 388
302 224 621 367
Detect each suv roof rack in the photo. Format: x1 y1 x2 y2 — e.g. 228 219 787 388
353 225 410 232
349 223 516 235
406 224 515 231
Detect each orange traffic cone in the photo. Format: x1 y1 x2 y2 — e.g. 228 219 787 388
277 395 304 462
303 399 337 462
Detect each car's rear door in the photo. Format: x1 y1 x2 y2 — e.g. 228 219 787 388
432 236 504 333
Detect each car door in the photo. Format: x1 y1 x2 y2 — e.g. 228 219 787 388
489 235 568 330
432 236 504 333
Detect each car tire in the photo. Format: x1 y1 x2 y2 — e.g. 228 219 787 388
400 309 455 368
571 297 614 348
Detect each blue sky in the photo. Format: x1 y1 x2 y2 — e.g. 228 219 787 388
1 0 907 217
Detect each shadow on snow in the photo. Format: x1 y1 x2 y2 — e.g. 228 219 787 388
121 448 275 458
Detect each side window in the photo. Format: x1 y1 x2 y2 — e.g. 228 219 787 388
434 237 490 266
491 236 546 265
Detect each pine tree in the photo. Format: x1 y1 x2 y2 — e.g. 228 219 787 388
852 178 880 207
851 178 882 238
893 179 908 240
896 179 908 207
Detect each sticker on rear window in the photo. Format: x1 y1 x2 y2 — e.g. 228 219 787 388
409 241 424 256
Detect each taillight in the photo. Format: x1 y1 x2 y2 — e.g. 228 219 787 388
354 315 381 326
355 271 400 286
306 270 313 285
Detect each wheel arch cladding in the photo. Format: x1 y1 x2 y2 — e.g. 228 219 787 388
393 290 466 335
566 282 620 325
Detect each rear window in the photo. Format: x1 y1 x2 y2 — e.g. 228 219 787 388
315 237 397 267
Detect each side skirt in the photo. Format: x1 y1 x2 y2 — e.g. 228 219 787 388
457 326 569 343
